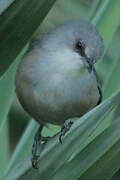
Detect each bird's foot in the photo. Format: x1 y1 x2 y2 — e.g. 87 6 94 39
59 119 74 144
32 136 50 169
31 125 50 169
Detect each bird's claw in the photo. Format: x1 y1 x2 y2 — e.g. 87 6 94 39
31 136 50 169
31 155 39 169
59 120 74 144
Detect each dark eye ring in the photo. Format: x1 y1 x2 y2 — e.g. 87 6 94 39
75 40 85 57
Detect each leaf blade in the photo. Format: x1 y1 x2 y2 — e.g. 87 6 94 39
0 0 56 76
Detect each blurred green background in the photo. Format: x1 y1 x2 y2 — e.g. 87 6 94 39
0 0 120 180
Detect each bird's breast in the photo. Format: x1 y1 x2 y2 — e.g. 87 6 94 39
33 68 99 125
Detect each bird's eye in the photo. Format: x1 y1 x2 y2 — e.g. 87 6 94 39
75 40 85 57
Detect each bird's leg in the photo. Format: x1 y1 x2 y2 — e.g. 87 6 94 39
59 117 78 144
31 125 50 169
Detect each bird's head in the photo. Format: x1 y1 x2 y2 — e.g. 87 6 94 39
40 20 104 72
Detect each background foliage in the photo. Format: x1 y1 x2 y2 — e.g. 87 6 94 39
0 0 120 180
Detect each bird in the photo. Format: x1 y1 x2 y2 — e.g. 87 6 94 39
15 19 104 168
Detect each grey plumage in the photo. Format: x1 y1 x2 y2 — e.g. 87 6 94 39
15 19 104 126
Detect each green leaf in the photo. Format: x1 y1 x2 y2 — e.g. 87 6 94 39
0 47 27 133
0 0 14 14
52 112 120 180
94 0 120 87
79 117 120 180
0 59 19 132
92 0 120 48
0 46 27 179
96 27 120 93
0 121 10 179
4 120 38 177
0 0 56 76
35 0 99 36
89 0 102 20
103 29 120 98
0 49 26 180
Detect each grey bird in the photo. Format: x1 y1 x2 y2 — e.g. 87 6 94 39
15 19 104 168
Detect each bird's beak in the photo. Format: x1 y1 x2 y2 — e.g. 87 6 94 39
86 58 93 73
